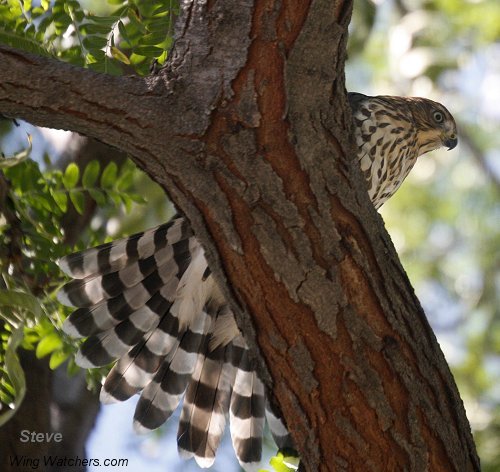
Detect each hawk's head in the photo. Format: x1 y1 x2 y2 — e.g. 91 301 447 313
348 92 458 208
407 97 458 155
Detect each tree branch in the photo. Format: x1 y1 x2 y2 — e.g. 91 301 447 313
0 47 164 154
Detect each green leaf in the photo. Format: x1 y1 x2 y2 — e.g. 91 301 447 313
0 290 43 322
116 167 133 191
145 20 170 34
139 32 166 46
36 193 56 212
129 52 147 66
117 20 128 41
88 188 106 206
107 189 122 207
104 59 124 76
128 193 146 204
127 10 148 33
69 189 85 214
0 325 26 427
54 16 71 35
73 10 85 23
82 35 108 50
0 29 50 57
63 163 79 189
49 350 68 369
87 60 106 73
82 160 100 188
120 193 133 213
83 22 114 35
85 49 106 63
51 190 68 213
110 46 130 64
88 15 120 27
7 3 22 17
35 333 63 359
268 452 299 472
134 45 164 57
100 162 118 188
151 5 171 16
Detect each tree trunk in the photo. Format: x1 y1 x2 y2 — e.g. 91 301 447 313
0 1 479 470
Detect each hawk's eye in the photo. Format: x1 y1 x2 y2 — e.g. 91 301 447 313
433 111 444 123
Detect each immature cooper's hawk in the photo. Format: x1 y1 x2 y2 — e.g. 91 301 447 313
58 93 457 470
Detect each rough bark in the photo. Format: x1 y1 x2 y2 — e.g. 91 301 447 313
0 1 479 470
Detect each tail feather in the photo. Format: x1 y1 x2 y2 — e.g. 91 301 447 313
58 218 189 279
133 309 212 432
101 340 169 403
76 320 145 368
202 354 235 459
177 339 235 468
101 307 183 403
62 292 145 338
58 215 294 468
58 238 192 307
229 337 265 471
75 291 176 368
64 232 197 368
133 352 193 432
265 403 294 451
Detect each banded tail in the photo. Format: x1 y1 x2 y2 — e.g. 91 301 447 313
58 215 293 470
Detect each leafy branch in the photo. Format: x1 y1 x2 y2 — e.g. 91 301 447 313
0 0 179 74
0 138 148 423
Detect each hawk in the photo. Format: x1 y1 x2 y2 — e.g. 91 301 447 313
57 93 457 470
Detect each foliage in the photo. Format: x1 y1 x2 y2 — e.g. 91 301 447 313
264 451 300 472
0 136 146 423
0 295 30 426
0 0 179 75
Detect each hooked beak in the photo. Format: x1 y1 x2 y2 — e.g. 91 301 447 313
444 135 458 151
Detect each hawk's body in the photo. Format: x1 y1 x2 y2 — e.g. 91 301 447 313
58 93 457 470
